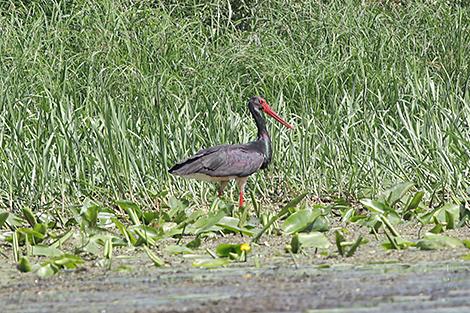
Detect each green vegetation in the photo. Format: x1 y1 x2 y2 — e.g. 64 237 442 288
0 0 469 277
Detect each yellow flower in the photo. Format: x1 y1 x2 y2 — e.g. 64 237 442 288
240 243 251 252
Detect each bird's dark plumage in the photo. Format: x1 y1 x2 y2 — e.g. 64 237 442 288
168 142 265 178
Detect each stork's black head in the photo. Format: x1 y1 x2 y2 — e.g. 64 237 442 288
248 96 293 129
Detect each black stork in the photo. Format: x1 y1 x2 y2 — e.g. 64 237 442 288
169 96 293 207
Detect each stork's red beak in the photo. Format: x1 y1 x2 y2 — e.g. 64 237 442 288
261 102 293 129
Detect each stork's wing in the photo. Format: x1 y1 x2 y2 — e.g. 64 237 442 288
169 144 264 178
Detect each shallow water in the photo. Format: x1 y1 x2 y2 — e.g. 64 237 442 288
1 261 469 313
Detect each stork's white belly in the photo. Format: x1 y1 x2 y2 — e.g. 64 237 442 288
180 173 238 182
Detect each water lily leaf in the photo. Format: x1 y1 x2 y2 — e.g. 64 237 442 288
282 209 320 234
32 245 63 257
186 237 201 249
443 204 459 229
416 233 463 250
252 192 308 243
462 239 470 249
192 210 226 235
0 212 9 229
50 254 84 269
297 232 330 249
21 207 37 227
36 264 57 278
379 182 414 206
168 196 186 210
381 236 415 250
81 204 100 228
142 212 159 225
17 228 45 240
192 258 230 268
215 243 250 257
360 199 388 214
429 224 444 234
17 256 32 273
216 216 254 236
164 245 193 255
311 215 329 232
405 191 424 212
290 234 300 253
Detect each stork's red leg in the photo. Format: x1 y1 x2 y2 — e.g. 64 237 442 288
236 177 248 208
239 190 244 207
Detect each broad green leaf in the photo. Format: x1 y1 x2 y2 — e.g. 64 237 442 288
82 204 100 228
297 232 330 249
282 208 320 234
416 233 463 250
429 224 444 234
17 228 45 240
216 216 254 236
379 182 414 206
36 264 57 278
381 237 414 250
192 210 226 235
186 237 201 249
311 215 329 232
17 256 32 273
442 203 459 229
50 254 84 268
34 223 47 236
463 240 470 249
380 216 400 237
164 245 193 255
32 245 63 257
21 207 37 227
168 195 186 210
112 218 137 246
405 191 424 212
215 243 250 257
0 212 9 229
290 234 300 253
82 240 102 256
360 199 388 214
192 258 230 268
252 192 308 243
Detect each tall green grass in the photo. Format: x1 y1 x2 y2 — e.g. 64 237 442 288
0 0 469 210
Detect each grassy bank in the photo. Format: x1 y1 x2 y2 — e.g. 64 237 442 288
1 0 469 210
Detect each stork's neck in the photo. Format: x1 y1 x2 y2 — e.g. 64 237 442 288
250 106 272 168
